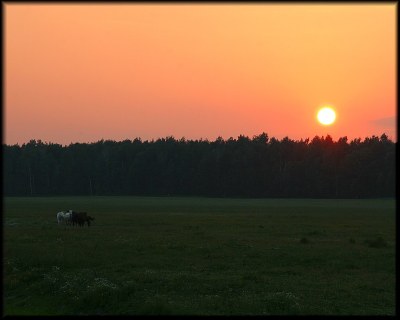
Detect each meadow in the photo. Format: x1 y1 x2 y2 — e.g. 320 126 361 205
3 196 396 315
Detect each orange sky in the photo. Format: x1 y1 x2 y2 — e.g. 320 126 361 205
4 4 397 145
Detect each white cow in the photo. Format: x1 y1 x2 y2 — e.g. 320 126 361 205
64 211 72 225
56 211 65 224
56 210 73 225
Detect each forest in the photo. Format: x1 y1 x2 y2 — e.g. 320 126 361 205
3 133 395 198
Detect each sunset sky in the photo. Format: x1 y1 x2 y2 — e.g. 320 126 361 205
4 3 397 145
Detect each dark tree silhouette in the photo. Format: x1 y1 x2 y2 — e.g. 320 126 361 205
3 133 396 198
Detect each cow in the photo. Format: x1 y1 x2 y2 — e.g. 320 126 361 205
56 211 65 224
71 211 94 227
70 211 83 226
85 216 95 227
56 210 72 225
64 211 73 225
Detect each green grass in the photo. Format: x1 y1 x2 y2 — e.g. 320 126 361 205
3 196 396 315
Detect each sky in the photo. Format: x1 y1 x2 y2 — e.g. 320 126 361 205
4 3 397 145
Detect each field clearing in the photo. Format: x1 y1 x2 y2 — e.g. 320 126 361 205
3 197 396 315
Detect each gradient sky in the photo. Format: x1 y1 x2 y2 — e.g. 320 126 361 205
4 4 397 145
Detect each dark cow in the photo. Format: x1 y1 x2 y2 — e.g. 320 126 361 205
85 216 95 227
70 211 79 226
70 211 95 227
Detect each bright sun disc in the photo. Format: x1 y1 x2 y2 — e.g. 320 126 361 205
317 107 336 125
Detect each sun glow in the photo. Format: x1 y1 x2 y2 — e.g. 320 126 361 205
317 107 336 125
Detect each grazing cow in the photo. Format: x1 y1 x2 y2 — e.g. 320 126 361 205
71 211 92 227
64 211 73 225
56 210 72 225
85 216 95 227
56 211 65 224
70 211 79 226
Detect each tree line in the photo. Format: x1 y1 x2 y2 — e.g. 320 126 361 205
3 133 395 198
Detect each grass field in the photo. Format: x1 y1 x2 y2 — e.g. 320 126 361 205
3 196 396 315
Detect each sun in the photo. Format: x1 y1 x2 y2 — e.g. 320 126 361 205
317 107 336 125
